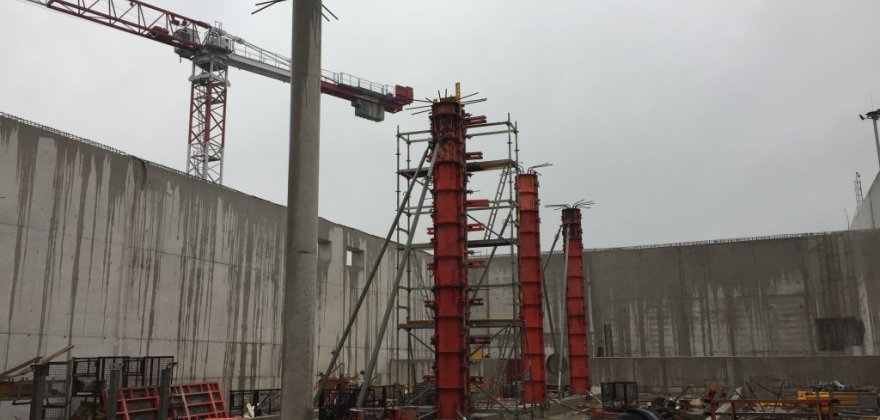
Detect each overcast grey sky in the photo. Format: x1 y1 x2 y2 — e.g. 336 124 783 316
2 0 880 249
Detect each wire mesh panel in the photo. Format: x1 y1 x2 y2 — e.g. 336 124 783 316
406 382 435 406
67 356 173 418
37 362 73 420
45 361 71 397
71 357 124 395
124 357 173 388
228 388 281 416
71 356 173 396
40 406 68 420
601 381 638 410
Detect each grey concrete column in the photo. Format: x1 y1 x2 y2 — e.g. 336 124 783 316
157 367 172 420
29 364 49 420
107 367 122 420
281 0 322 419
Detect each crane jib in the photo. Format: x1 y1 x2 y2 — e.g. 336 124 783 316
46 0 210 51
41 0 413 112
31 0 415 184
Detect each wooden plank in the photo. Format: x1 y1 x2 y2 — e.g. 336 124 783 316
4 345 75 379
34 344 75 366
0 357 40 381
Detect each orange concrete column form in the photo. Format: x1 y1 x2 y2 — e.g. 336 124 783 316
516 173 547 404
562 208 590 394
429 98 470 419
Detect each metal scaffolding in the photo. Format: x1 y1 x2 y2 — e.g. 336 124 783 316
395 106 529 416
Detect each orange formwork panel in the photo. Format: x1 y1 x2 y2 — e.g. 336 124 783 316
104 381 229 420
429 98 470 420
516 173 547 405
562 208 590 394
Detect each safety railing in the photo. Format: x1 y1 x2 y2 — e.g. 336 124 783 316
225 38 393 97
230 36 291 70
321 70 393 96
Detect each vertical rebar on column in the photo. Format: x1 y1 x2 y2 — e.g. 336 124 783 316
562 208 590 394
430 97 470 419
516 173 547 405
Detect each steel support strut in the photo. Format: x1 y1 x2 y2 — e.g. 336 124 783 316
315 145 432 407
430 98 470 419
356 144 437 407
562 208 590 394
516 173 547 405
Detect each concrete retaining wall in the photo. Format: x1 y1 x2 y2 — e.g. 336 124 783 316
480 230 880 388
583 231 880 358
0 113 431 398
593 356 880 392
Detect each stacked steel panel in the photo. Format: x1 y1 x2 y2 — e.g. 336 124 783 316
516 173 547 404
104 382 228 420
429 98 470 419
562 208 590 394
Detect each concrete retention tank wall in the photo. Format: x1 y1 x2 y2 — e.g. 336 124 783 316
594 356 880 391
0 113 431 397
480 231 880 389
583 232 880 358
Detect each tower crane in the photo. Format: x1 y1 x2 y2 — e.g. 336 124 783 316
23 0 414 183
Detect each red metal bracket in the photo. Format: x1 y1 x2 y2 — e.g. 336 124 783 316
465 115 487 126
468 335 491 345
464 151 483 161
466 223 485 232
466 199 490 208
467 260 486 269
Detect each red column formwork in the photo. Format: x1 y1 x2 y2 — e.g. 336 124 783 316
562 208 590 394
429 98 470 419
516 174 547 404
